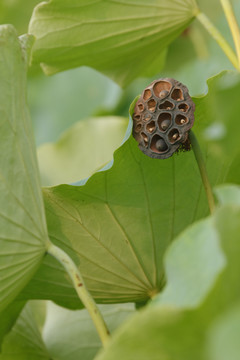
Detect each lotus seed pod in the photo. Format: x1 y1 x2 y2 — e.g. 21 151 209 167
132 78 195 159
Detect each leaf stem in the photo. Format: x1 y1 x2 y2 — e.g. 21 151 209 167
189 131 215 214
47 242 110 346
196 12 239 70
220 0 240 67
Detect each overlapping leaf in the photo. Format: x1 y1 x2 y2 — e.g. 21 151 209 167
95 195 240 360
29 0 199 87
0 25 48 311
19 71 240 308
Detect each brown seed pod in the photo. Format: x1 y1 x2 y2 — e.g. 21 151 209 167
132 78 195 159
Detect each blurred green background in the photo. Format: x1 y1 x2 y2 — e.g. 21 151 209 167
1 1 240 359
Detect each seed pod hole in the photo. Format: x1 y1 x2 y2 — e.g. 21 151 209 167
168 128 180 143
158 113 172 131
147 99 156 112
175 114 188 125
134 123 142 132
141 132 148 146
150 135 168 153
153 80 172 99
159 100 174 110
146 121 156 134
143 89 152 101
138 103 144 112
178 103 189 112
133 114 141 121
171 88 184 101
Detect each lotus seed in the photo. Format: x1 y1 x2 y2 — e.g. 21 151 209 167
156 139 167 151
161 119 170 131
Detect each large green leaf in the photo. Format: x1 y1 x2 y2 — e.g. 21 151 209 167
39 139 209 305
37 116 128 186
43 302 134 360
0 25 48 311
95 202 240 360
18 71 240 308
29 0 199 87
0 303 50 360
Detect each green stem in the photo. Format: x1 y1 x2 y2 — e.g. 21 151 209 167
196 12 239 70
189 131 216 215
220 0 240 67
47 242 110 347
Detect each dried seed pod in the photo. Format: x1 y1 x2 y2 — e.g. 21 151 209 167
132 78 195 159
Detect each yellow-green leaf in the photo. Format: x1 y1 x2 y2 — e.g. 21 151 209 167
0 25 48 311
